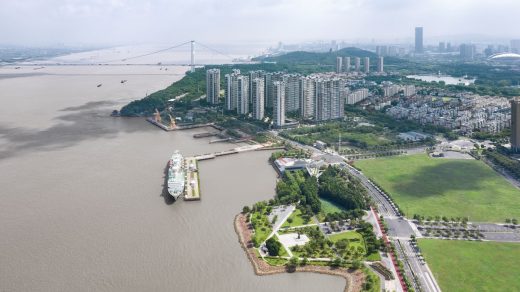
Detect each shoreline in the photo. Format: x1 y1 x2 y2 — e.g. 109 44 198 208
233 213 365 292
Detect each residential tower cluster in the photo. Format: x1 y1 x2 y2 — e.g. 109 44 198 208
206 68 354 127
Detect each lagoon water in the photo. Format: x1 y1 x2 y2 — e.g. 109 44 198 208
406 74 475 86
0 63 345 291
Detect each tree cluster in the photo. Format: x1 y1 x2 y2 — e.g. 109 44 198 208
265 237 282 256
276 170 321 214
318 166 368 211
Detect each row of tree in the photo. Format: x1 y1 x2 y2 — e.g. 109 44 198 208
318 166 369 211
276 170 321 214
485 149 520 179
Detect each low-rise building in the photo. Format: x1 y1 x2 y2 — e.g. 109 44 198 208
273 157 311 173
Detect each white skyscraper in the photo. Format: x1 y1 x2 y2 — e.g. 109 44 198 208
273 81 285 127
299 76 316 119
251 78 265 120
249 70 265 104
236 75 249 115
315 78 346 121
377 57 384 73
336 57 343 73
206 69 220 104
355 57 361 72
265 72 284 108
225 72 239 111
364 57 370 73
343 57 351 72
284 74 301 113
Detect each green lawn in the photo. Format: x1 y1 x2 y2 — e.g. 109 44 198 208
365 252 381 261
317 198 348 222
320 198 346 214
264 256 288 266
282 209 309 228
251 211 272 243
329 231 365 251
355 154 520 222
419 239 520 291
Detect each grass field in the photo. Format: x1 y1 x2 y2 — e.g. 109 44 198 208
264 256 288 266
329 231 365 251
320 198 346 214
251 211 272 243
355 154 520 222
419 239 520 291
282 209 308 228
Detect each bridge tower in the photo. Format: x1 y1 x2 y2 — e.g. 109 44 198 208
190 40 195 73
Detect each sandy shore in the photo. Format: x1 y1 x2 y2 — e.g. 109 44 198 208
234 213 365 292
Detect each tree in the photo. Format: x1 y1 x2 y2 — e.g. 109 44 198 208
242 205 251 214
335 239 349 250
330 257 342 267
352 259 362 270
506 218 512 224
301 176 321 213
318 166 368 211
265 237 282 256
286 256 299 272
252 235 259 248
513 218 518 225
301 257 308 266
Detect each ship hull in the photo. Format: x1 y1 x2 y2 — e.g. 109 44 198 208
167 151 186 200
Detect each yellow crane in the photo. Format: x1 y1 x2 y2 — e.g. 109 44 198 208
154 108 162 124
168 114 177 129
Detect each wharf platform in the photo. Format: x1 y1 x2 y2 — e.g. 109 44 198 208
146 118 219 132
182 143 273 201
183 157 200 201
193 144 264 161
193 132 218 138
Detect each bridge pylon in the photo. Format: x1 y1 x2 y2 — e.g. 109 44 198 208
190 40 195 73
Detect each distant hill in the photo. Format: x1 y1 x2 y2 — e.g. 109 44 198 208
254 47 378 65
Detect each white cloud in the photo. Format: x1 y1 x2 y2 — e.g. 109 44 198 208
0 0 518 46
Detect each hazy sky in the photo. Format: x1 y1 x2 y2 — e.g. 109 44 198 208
1 0 519 46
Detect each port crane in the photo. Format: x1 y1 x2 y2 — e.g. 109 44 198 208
153 108 162 124
168 114 177 129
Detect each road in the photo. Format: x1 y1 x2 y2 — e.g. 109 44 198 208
346 165 441 292
273 132 441 292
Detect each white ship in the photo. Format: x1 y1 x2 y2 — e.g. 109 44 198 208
167 150 185 200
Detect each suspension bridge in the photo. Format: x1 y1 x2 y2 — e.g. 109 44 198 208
14 40 243 68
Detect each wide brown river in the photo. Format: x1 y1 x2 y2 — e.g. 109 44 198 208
0 65 344 291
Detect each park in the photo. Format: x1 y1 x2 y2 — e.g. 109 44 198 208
356 153 520 222
419 239 520 291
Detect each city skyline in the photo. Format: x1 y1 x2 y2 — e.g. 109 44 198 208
0 0 519 46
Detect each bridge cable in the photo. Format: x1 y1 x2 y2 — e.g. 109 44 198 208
98 41 191 64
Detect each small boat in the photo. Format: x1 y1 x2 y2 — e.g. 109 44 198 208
97 84 102 87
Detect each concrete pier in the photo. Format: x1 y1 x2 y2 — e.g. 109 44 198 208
146 118 218 132
182 144 270 201
183 157 200 201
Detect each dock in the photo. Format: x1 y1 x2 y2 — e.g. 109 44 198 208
183 157 200 201
192 144 265 161
193 132 218 138
181 144 269 201
146 118 220 132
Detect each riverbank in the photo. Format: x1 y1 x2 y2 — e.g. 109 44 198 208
234 213 365 292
